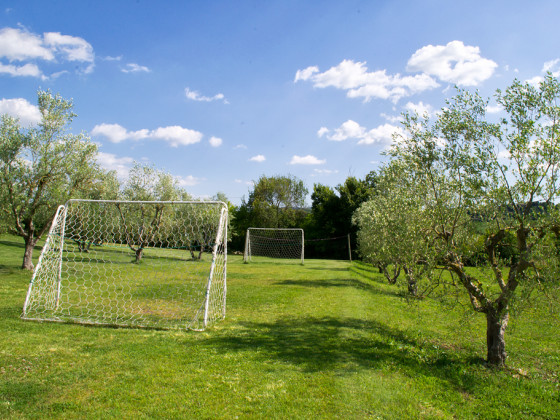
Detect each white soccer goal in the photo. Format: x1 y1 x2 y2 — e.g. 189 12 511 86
22 199 228 331
243 228 304 264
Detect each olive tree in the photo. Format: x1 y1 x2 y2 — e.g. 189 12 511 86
118 162 188 262
354 161 437 295
0 91 99 270
381 73 560 366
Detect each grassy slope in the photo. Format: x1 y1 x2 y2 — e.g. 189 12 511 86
0 234 559 419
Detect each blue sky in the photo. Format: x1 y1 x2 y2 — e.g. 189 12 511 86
1 0 559 205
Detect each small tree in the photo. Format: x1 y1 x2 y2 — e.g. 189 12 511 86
381 73 560 366
119 162 187 262
0 91 99 270
232 174 308 247
354 162 435 295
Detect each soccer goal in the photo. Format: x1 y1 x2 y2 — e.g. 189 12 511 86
243 228 304 264
22 199 228 331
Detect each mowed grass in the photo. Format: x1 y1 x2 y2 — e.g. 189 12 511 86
1 234 559 419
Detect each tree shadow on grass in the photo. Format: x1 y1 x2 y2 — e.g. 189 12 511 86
274 277 401 298
0 239 43 251
304 266 349 272
202 316 484 395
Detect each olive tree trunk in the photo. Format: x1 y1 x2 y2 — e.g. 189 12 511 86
486 310 509 366
22 236 38 270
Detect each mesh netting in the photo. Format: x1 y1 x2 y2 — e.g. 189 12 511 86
243 228 304 263
22 200 228 331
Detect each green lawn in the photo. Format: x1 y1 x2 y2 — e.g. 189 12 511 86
1 234 559 419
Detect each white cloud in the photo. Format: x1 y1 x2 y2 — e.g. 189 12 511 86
233 144 247 150
526 75 544 86
234 179 254 186
249 154 266 162
0 62 43 78
358 123 402 145
96 151 134 179
404 101 433 117
290 155 326 165
0 27 94 77
327 120 366 141
176 175 202 187
487 104 503 114
320 120 401 145
295 59 439 102
317 127 329 138
92 123 149 143
150 126 203 147
0 27 53 61
43 32 94 63
313 168 339 175
185 87 228 103
543 58 560 76
380 113 402 124
209 136 222 147
92 123 202 147
0 97 41 126
526 59 560 86
121 63 150 73
294 66 319 82
0 98 41 126
406 40 497 86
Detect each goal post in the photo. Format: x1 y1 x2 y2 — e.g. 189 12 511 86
22 199 228 331
243 228 304 264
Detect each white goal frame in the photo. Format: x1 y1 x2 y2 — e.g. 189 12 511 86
22 199 228 331
243 228 304 264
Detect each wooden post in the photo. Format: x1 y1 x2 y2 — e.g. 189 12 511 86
347 234 352 262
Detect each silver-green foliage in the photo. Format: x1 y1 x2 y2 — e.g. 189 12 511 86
356 73 560 366
0 91 99 269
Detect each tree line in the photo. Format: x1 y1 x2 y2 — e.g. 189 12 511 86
0 90 377 269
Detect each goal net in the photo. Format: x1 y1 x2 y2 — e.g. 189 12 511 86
243 228 304 264
22 199 228 331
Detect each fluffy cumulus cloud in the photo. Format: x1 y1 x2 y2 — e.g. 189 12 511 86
404 101 433 117
91 123 149 143
319 120 365 141
96 151 134 180
296 59 439 103
0 27 94 78
92 123 203 147
0 97 41 126
151 126 202 147
543 59 560 76
319 119 402 145
175 175 202 187
289 155 326 165
526 58 560 86
209 136 223 147
357 123 402 145
249 154 266 162
406 40 497 86
43 32 94 64
295 41 496 102
185 87 228 104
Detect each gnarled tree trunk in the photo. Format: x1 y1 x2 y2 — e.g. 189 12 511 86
486 309 509 367
403 266 418 296
22 236 38 270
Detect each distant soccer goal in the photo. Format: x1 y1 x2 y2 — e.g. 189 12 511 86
243 228 304 264
22 199 228 331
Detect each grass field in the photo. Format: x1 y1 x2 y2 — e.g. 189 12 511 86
1 234 559 419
